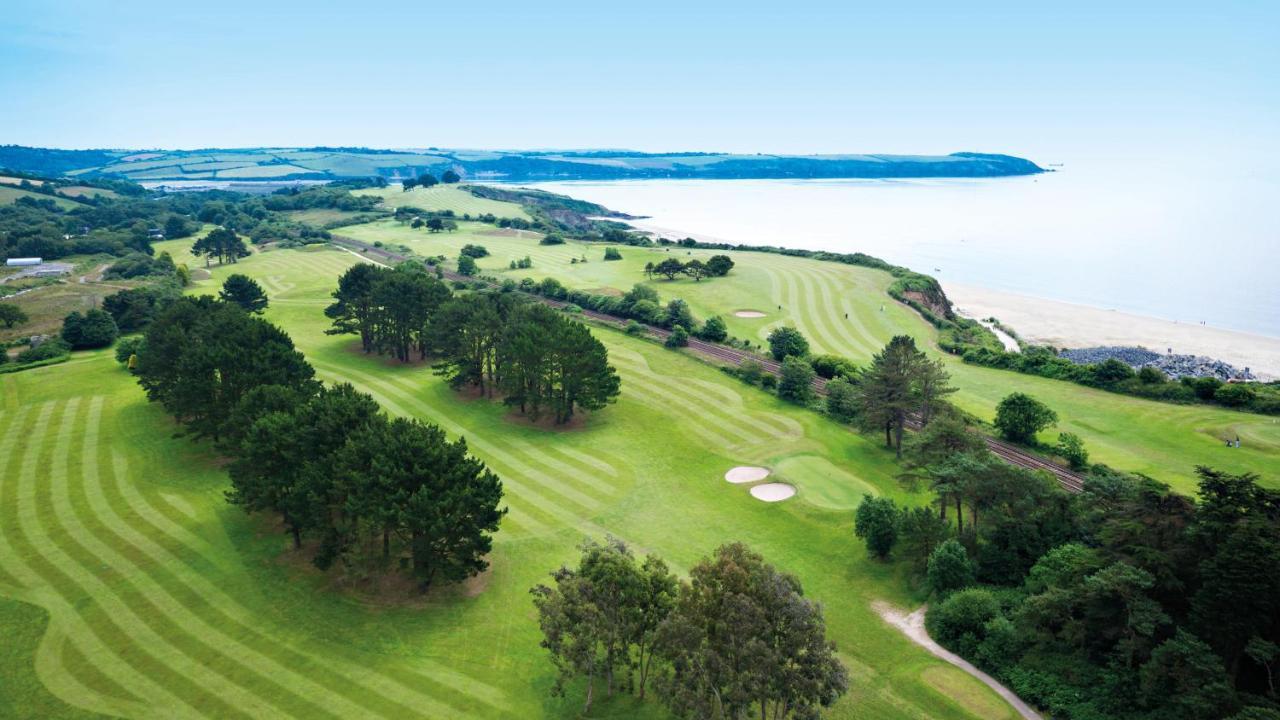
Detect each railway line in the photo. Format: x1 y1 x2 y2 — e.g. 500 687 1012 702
330 235 1089 493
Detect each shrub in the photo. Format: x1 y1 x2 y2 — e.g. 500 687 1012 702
624 320 646 336
665 326 689 348
1137 366 1166 384
1215 383 1257 407
760 373 777 390
603 247 622 261
460 244 489 258
17 337 70 363
539 234 565 245
777 355 816 404
993 392 1057 443
738 360 763 386
926 588 1001 657
1055 432 1089 470
456 254 477 276
697 315 728 342
927 539 974 595
61 309 118 349
854 495 899 559
809 353 859 380
115 336 144 365
825 377 859 423
767 326 809 361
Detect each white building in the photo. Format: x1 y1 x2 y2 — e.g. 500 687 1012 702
6 257 42 267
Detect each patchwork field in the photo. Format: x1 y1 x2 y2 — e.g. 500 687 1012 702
0 186 83 210
335 218 1280 492
0 239 1023 718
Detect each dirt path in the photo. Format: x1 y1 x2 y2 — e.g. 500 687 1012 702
874 601 1043 720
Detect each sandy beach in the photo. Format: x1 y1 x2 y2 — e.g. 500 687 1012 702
946 282 1280 379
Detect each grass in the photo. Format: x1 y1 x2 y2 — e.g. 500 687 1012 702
0 186 83 210
1 262 138 344
284 208 383 227
332 219 1280 492
0 238 1020 719
352 185 532 220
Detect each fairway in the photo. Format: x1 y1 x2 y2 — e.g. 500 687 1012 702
352 185 532 221
0 239 1024 719
331 218 1280 491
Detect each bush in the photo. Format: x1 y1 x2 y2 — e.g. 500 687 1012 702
115 336 144 368
624 320 646 336
809 353 858 380
1216 383 1257 407
760 373 777 390
777 355 816 404
738 360 763 386
17 337 70 363
854 495 899 559
926 588 1001 657
767 326 809 361
456 254 477 276
1055 432 1089 470
993 392 1057 443
539 234 565 245
61 309 118 349
603 247 622 261
697 315 728 342
1137 366 1166 384
825 377 859 423
460 244 489 258
927 539 974 595
665 326 689 348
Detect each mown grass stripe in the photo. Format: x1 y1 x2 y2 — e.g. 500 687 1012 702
97 417 485 719
609 353 764 445
36 621 150 718
45 398 269 719
6 401 204 717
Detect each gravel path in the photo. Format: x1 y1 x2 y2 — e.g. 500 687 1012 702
874 601 1043 720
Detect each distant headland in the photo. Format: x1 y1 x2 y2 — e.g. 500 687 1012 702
0 145 1044 183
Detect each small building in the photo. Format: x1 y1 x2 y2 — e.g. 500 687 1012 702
6 257 42 267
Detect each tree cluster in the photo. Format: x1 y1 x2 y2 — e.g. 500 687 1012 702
61 309 118 349
134 295 505 588
643 254 734 282
862 410 1280 720
191 227 250 267
533 540 848 718
856 335 955 455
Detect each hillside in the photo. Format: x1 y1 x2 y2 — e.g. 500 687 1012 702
0 145 1044 183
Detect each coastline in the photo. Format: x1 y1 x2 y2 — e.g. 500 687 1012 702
619 218 1280 379
945 282 1280 380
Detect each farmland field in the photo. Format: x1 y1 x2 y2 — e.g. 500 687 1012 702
0 186 83 210
0 237 1033 719
336 217 1280 492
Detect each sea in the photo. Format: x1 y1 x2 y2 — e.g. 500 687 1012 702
524 160 1280 339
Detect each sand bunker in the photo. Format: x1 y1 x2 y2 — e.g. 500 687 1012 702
725 466 771 484
734 310 767 318
750 483 797 502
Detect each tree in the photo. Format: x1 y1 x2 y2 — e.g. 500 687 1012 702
777 355 816 404
899 507 952 571
913 355 956 426
683 259 709 281
603 247 623 261
531 539 677 711
219 273 269 314
0 302 29 329
653 258 684 280
417 172 439 188
457 254 477 276
540 234 565 246
824 377 859 423
665 326 689 348
767 326 809 361
1215 383 1257 407
325 263 385 353
664 299 695 330
705 254 734 277
854 495 899 560
103 286 178 333
1055 432 1089 470
164 214 192 239
426 217 445 232
192 227 249 266
856 336 922 456
61 309 118 349
460 244 489 258
926 588 1001 657
927 539 974 595
1140 630 1236 720
994 392 1057 443
656 543 848 720
441 169 461 183
697 315 727 342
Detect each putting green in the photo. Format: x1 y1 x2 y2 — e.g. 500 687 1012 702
774 455 879 510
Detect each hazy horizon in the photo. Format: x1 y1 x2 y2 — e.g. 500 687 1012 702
4 1 1277 166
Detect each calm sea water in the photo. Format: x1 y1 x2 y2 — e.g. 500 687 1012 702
526 162 1280 338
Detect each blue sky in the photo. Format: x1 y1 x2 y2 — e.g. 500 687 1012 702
1 0 1276 163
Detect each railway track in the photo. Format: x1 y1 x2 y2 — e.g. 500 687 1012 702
330 235 1089 493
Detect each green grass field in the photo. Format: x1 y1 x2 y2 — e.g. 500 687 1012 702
0 186 83 210
352 185 532 220
0 239 1025 718
331 219 1280 492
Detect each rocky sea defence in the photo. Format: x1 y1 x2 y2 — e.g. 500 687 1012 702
1059 346 1255 381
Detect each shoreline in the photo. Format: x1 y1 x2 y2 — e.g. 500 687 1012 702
945 282 1280 380
619 219 1280 379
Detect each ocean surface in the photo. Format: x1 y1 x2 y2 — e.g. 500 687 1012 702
524 161 1280 338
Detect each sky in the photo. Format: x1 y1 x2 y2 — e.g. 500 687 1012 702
1 0 1277 164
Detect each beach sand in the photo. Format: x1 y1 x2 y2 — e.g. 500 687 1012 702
946 282 1280 379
